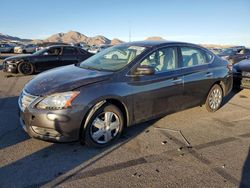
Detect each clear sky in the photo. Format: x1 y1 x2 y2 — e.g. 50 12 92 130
0 0 250 46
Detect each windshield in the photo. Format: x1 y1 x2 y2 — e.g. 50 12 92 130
79 45 147 71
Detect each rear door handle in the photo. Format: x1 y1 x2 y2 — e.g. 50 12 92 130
206 72 213 77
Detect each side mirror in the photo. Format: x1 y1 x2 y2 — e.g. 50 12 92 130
43 52 48 56
135 65 155 75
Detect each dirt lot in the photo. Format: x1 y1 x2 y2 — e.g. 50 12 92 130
0 54 250 187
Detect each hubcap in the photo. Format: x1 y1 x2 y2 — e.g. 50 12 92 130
209 88 222 110
21 63 32 74
90 112 120 144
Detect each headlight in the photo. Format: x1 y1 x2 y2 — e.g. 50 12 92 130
36 91 80 110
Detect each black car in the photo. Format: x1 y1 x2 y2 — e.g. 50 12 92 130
2 45 93 75
218 46 250 64
19 41 233 147
233 58 250 89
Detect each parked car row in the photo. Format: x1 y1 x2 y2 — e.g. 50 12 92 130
0 42 113 54
218 46 250 64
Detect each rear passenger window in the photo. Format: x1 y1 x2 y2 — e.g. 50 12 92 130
63 47 77 55
180 47 212 67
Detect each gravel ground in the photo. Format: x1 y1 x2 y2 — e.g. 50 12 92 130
0 54 250 188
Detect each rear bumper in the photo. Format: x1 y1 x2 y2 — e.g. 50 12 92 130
223 74 233 96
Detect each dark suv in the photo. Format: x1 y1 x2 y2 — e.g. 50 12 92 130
19 41 233 147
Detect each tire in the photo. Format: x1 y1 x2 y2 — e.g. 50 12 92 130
17 61 34 75
205 84 223 112
83 104 124 148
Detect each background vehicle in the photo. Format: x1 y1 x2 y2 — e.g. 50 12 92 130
88 45 100 54
218 46 250 64
3 45 92 75
0 43 14 53
233 58 250 89
98 44 113 52
207 48 222 55
35 42 69 51
73 43 90 51
18 41 233 147
14 44 37 53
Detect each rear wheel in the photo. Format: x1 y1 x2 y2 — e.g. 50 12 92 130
205 84 223 112
83 104 124 147
18 61 34 75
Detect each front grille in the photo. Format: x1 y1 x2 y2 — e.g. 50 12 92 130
19 91 38 112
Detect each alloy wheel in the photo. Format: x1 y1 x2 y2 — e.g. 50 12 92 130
209 88 222 110
90 111 120 144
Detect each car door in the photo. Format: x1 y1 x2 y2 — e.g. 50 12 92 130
33 47 62 71
179 46 216 108
61 47 78 65
128 47 184 123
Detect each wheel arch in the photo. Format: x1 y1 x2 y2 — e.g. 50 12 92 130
202 81 225 105
79 97 129 142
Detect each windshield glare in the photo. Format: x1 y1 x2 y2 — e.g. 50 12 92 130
79 45 147 71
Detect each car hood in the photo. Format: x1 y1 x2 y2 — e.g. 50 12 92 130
234 59 250 72
4 54 32 62
24 65 113 96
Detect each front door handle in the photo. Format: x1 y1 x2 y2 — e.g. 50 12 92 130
171 78 182 84
206 72 213 77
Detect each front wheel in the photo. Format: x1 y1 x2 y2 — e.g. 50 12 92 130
83 104 124 147
205 84 223 112
18 61 34 75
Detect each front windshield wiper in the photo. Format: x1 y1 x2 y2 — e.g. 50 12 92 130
80 65 113 72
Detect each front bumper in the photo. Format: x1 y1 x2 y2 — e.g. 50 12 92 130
19 100 86 142
2 62 17 73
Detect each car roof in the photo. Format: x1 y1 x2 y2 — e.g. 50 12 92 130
118 40 203 48
47 45 79 48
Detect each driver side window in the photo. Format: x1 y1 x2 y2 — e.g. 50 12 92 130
140 47 178 73
44 47 62 56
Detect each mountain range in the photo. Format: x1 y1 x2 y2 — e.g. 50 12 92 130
0 31 236 48
0 31 123 46
0 33 31 42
